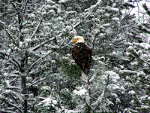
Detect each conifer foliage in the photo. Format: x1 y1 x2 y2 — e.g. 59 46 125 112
0 0 150 112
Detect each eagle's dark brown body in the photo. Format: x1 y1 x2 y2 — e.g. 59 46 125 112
72 42 92 75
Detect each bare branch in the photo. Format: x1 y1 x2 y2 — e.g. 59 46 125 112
0 52 21 70
0 16 9 25
31 37 55 51
73 21 84 29
0 98 23 113
5 29 19 48
10 2 21 25
143 4 150 16
28 77 47 88
30 17 43 39
132 49 150 65
27 51 52 73
20 0 29 28
84 98 95 112
12 58 22 70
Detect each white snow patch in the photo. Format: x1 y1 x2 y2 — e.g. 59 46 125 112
112 17 119 21
41 86 49 90
141 105 149 109
106 6 119 12
64 109 79 113
46 0 53 2
131 61 138 67
127 46 134 51
109 84 120 90
103 23 110 27
105 27 113 36
105 71 120 80
85 0 101 11
59 0 69 3
38 96 57 106
130 0 150 23
73 87 87 96
129 90 135 95
28 13 35 18
139 43 150 50
60 107 79 113
137 71 146 77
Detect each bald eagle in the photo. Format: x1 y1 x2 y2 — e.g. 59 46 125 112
72 36 92 80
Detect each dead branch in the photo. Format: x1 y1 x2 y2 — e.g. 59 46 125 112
26 51 52 73
30 17 43 39
31 37 55 51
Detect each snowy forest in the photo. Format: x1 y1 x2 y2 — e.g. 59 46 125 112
0 0 150 113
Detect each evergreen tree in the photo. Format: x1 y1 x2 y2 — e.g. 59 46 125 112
0 0 149 112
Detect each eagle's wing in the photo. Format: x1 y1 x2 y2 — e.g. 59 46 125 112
72 43 92 75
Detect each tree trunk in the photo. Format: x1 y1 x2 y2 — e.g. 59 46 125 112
21 75 27 113
20 51 28 113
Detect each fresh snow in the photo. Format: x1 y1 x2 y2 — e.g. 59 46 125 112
73 88 87 96
38 96 57 106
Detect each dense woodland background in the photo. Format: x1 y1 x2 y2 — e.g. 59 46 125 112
0 0 150 113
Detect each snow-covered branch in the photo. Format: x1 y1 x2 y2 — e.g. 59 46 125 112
143 4 150 16
31 37 55 51
30 17 43 39
5 29 19 48
27 51 52 73
11 2 21 26
28 77 47 88
0 52 21 70
20 0 29 29
0 97 23 113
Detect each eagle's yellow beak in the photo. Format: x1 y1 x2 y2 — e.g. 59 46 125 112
73 38 77 43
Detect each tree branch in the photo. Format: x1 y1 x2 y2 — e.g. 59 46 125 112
143 4 150 16
5 29 19 48
28 77 47 88
73 21 84 29
0 98 23 113
31 37 55 51
11 2 21 25
0 52 21 70
20 0 29 28
84 98 95 112
26 51 52 73
30 17 43 39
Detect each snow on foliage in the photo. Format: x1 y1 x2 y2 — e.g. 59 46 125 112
38 96 57 106
0 0 150 112
105 71 120 80
59 0 70 3
129 90 135 96
139 43 150 50
73 87 87 96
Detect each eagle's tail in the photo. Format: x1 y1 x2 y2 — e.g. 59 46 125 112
81 71 88 81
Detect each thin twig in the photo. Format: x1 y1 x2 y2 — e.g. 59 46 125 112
0 52 21 70
0 98 23 113
28 77 47 88
30 17 43 39
73 21 84 29
93 91 104 111
31 37 55 51
84 98 95 112
11 2 21 25
20 0 29 27
26 51 52 73
5 29 19 48
92 32 100 50
132 49 150 65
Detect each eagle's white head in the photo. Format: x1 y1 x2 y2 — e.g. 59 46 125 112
73 36 85 44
